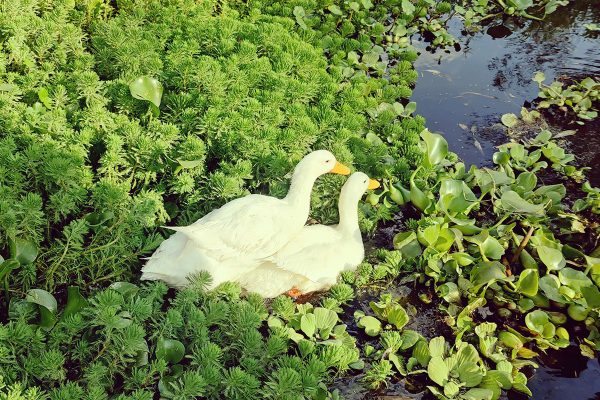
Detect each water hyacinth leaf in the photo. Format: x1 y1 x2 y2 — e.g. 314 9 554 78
156 338 185 364
581 285 600 309
516 269 539 296
393 231 422 258
438 179 477 214
418 225 440 247
427 356 448 386
420 129 448 167
498 331 523 350
525 310 550 336
401 0 415 14
539 275 565 303
466 230 505 260
537 246 566 271
357 316 381 337
501 113 519 128
62 286 88 319
10 238 38 265
26 289 58 329
515 172 537 193
499 191 545 215
470 261 507 290
410 177 432 212
129 76 163 108
519 249 538 270
558 267 592 290
438 282 461 303
300 313 316 337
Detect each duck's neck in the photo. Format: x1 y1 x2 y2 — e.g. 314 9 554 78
285 167 317 216
337 192 360 236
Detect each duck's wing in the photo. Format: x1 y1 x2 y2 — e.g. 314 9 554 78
270 225 344 282
166 194 298 261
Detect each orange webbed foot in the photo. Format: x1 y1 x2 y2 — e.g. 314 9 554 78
285 287 302 299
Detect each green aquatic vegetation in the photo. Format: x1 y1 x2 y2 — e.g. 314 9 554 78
533 72 600 123
0 280 360 399
0 0 428 292
455 0 569 26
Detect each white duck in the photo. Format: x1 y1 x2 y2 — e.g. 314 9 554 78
238 172 379 298
141 150 350 289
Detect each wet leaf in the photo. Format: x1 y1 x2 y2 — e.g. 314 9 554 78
501 113 519 127
10 238 38 265
470 261 507 290
300 314 316 337
537 246 566 271
429 336 446 357
62 286 88 319
499 191 545 215
314 307 338 331
26 289 58 329
516 269 538 296
558 267 592 291
387 305 409 330
427 356 448 386
393 231 422 258
110 281 140 297
156 338 185 364
357 316 381 336
420 129 448 167
129 76 163 108
532 71 546 84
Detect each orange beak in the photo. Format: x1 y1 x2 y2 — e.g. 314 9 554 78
368 179 380 190
330 161 351 175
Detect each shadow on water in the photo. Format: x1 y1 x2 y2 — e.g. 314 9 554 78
332 2 600 398
411 0 600 185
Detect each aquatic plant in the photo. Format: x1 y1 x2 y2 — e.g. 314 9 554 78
532 72 600 123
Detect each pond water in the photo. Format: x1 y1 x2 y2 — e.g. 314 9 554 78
333 2 600 399
411 0 600 184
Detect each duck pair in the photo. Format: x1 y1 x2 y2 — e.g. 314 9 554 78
141 150 379 298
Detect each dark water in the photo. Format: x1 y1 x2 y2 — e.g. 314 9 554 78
333 2 600 399
411 0 600 181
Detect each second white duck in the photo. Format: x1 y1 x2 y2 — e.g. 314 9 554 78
238 172 379 298
141 150 350 289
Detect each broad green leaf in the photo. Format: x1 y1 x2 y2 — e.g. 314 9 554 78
400 330 421 350
314 307 338 331
499 191 545 215
516 269 539 296
501 113 519 127
429 336 446 358
537 246 566 270
10 238 38 265
389 353 406 375
463 388 494 400
62 286 88 319
465 230 505 260
357 316 381 336
387 305 409 330
539 274 566 303
410 176 432 212
26 289 57 329
156 338 185 364
420 129 448 167
393 231 422 258
401 0 415 14
457 361 484 387
470 262 507 291
519 249 538 270
525 310 550 335
444 381 460 398
418 225 440 247
413 340 431 366
532 71 545 84
582 285 600 309
558 267 592 290
498 331 523 350
427 356 448 386
129 76 163 108
300 313 316 337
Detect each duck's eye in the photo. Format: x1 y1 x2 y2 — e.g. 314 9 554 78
326 160 331 163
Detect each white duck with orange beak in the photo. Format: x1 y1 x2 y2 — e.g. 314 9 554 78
238 172 379 298
141 150 350 289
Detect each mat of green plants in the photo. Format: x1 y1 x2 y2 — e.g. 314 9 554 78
0 0 599 399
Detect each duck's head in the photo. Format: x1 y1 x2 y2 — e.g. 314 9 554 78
297 150 351 177
341 172 380 201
